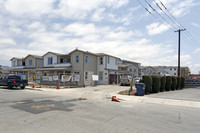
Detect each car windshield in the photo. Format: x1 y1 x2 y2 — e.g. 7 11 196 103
8 76 21 79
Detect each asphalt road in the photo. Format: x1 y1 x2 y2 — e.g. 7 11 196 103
0 86 200 133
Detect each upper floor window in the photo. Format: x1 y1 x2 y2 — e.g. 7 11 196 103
29 60 32 66
174 68 176 70
170 68 172 71
174 73 176 75
100 57 103 65
48 57 53 65
13 60 16 67
129 68 132 72
115 59 118 65
107 57 110 64
85 55 88 63
76 55 79 63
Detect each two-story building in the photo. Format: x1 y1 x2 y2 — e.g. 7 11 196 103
10 49 122 86
118 60 140 78
96 53 120 85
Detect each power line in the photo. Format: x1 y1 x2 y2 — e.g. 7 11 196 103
157 0 200 48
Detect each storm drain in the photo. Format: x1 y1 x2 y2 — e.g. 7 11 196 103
11 98 86 114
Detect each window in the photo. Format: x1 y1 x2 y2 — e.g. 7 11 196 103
85 55 88 63
100 57 103 65
170 68 172 71
115 59 118 65
134 69 137 72
13 60 16 67
107 57 110 64
174 73 176 75
48 57 53 65
129 68 132 72
60 58 63 63
99 71 103 80
76 55 79 63
63 59 67 63
85 72 88 79
174 68 176 70
74 72 79 75
29 60 32 66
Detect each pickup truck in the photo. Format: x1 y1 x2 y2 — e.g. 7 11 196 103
0 75 28 89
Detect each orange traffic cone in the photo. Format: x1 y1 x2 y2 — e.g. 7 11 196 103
130 86 133 91
112 96 120 102
32 84 35 88
56 83 59 89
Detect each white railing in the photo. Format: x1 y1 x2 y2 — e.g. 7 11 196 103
54 63 72 68
11 66 25 69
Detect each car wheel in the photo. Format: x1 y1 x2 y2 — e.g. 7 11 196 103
20 86 25 89
8 83 13 89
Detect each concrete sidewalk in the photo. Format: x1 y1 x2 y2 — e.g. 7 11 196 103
26 85 200 109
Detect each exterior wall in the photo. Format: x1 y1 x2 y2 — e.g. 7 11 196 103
11 59 24 68
84 54 97 86
25 56 36 68
71 51 84 86
36 58 43 68
97 56 108 85
127 65 139 77
164 67 177 76
43 53 58 67
106 56 118 70
11 59 17 67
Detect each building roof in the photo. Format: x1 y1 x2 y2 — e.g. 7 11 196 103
42 51 64 57
10 57 24 61
24 54 43 60
68 49 98 57
121 59 140 65
95 53 121 59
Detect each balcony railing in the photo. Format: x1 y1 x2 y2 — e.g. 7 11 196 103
11 66 25 69
54 63 72 68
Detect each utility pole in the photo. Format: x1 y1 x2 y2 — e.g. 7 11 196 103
174 29 186 77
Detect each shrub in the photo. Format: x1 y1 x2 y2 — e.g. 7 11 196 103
165 76 172 91
142 75 152 94
176 77 181 90
181 77 185 89
160 76 166 92
151 76 161 93
171 76 177 91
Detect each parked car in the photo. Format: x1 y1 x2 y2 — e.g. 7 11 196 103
0 75 28 89
120 76 132 86
120 76 141 86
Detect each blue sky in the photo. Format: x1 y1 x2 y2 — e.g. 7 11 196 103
0 0 200 73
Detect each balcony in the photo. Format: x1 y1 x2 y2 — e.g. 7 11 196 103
54 63 72 68
11 66 25 69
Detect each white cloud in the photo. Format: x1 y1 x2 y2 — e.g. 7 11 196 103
64 23 100 36
191 22 200 28
54 0 129 19
0 38 16 47
4 0 55 16
146 22 170 35
91 8 105 22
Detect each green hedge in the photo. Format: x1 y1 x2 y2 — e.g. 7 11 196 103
171 76 177 91
165 76 172 91
160 76 166 92
142 75 152 94
151 76 161 93
181 77 185 89
176 77 181 90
